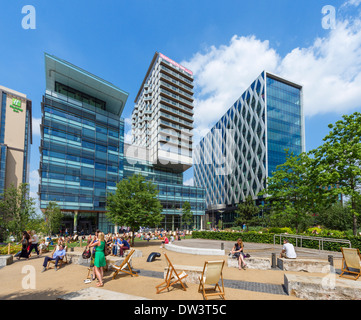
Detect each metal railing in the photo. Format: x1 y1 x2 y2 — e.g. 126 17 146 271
274 233 352 251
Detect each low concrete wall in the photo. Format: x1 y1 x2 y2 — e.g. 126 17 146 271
284 273 361 300
228 257 272 270
0 255 13 267
164 265 203 284
278 258 331 273
67 249 142 266
165 243 225 256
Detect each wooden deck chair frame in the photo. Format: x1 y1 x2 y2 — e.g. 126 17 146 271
47 243 68 270
198 260 226 300
111 249 138 279
156 252 188 294
340 247 361 280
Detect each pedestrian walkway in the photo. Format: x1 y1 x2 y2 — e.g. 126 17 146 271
136 268 288 296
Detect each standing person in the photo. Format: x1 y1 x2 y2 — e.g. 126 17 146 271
111 234 119 256
118 236 130 257
18 231 30 260
28 230 40 258
280 239 297 259
231 238 247 270
89 230 100 281
89 232 106 287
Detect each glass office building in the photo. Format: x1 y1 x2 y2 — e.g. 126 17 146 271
194 71 305 228
39 53 128 234
124 143 205 230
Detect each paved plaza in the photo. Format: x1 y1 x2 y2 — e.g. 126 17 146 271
0 238 345 300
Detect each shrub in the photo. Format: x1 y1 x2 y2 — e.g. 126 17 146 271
0 244 22 255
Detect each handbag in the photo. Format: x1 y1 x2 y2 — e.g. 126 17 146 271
82 246 91 259
104 243 111 256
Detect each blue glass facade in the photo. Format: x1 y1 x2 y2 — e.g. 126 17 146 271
266 75 303 176
39 53 205 233
0 92 7 195
123 153 205 229
0 145 7 195
40 95 124 212
194 71 304 228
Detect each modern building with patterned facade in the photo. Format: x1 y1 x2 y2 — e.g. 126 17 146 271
193 71 305 228
0 85 32 196
130 52 205 229
39 53 128 234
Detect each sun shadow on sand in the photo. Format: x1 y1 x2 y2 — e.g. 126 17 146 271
0 288 67 300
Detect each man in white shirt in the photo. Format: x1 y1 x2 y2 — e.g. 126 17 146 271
28 230 40 257
280 239 297 259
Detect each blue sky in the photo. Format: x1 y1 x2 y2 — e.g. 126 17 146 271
0 0 360 210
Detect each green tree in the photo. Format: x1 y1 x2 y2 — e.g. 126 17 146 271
106 174 163 246
0 183 36 241
234 195 259 231
259 151 314 233
316 202 353 231
181 201 193 230
43 201 63 236
311 112 361 236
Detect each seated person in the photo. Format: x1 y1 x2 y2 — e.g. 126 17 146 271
41 244 66 272
160 236 169 248
38 240 48 254
231 238 247 270
118 237 130 257
280 239 297 259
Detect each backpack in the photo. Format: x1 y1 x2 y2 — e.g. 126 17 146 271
82 247 91 259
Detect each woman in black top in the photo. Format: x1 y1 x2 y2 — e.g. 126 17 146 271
18 231 30 260
231 238 247 270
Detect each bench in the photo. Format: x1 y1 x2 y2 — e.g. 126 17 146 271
57 287 150 300
284 273 361 300
163 265 203 284
277 258 331 273
227 256 272 270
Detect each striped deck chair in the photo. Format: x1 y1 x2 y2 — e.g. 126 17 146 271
156 252 188 294
111 249 138 279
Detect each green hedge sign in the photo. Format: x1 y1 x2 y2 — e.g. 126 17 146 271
10 98 23 113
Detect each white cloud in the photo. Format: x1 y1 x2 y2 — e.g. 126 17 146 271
341 0 361 7
182 13 361 143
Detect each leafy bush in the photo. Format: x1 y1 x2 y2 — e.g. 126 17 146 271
0 244 22 255
267 227 295 234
